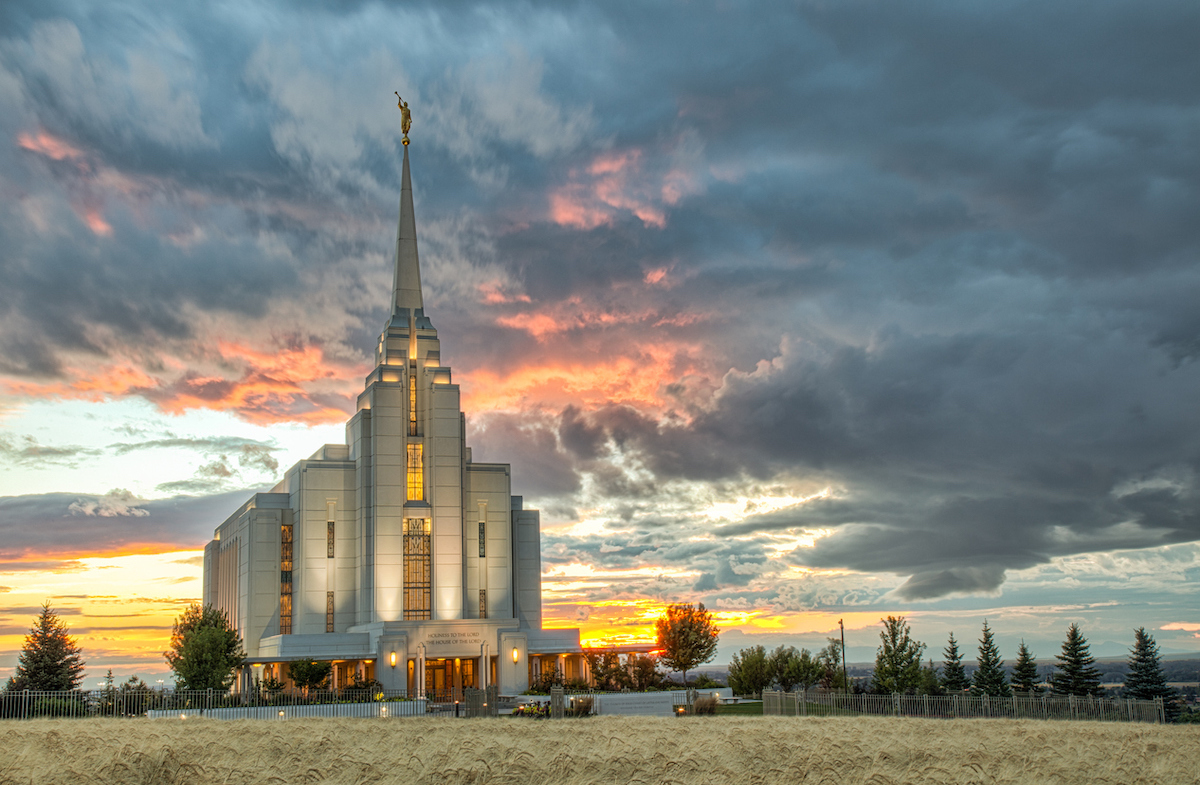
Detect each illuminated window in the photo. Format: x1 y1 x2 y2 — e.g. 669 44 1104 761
479 589 487 619
327 522 335 558
407 443 424 501
280 524 293 635
326 591 335 633
403 518 431 620
408 367 418 437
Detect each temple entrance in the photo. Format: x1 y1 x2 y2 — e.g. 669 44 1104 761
424 657 478 702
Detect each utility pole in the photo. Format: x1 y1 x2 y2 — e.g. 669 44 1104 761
839 618 848 693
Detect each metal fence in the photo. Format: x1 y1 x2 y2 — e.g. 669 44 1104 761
762 690 1165 723
0 688 432 721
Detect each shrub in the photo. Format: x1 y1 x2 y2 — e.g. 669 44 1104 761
567 696 594 717
692 695 718 715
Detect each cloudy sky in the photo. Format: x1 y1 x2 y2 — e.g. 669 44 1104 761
2 0 1199 682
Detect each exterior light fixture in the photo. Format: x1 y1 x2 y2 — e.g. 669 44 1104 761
512 647 519 663
390 651 397 668
278 710 285 718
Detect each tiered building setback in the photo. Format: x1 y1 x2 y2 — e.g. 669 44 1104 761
202 137 583 698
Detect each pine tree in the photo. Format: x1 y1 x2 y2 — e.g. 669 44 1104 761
1124 627 1179 721
12 602 85 691
871 615 926 694
1050 623 1102 696
919 658 944 695
940 633 969 692
971 620 1011 696
1011 640 1043 694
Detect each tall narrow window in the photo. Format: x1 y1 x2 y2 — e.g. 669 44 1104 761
407 443 424 501
403 518 431 620
326 591 335 633
479 589 487 619
478 501 487 558
408 366 418 436
280 523 293 635
326 500 336 558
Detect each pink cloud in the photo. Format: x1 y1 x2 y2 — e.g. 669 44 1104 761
548 147 674 230
17 130 86 162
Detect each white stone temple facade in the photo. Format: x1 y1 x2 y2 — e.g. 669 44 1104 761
202 142 583 697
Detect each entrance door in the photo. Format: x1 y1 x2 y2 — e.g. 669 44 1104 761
423 657 479 702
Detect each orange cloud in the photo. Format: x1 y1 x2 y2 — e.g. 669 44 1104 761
545 594 883 651
4 343 363 426
460 342 703 414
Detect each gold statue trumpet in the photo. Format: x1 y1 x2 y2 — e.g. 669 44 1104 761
395 92 412 145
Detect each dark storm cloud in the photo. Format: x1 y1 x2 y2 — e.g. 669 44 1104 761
0 489 254 559
1 0 1198 603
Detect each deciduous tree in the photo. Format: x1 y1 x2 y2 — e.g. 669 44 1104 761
1124 627 1179 721
654 602 719 687
1050 623 1102 696
288 660 332 692
1011 640 1042 694
940 633 968 692
728 645 772 697
871 616 926 694
10 602 85 691
971 620 1011 697
817 637 847 690
770 645 822 692
164 603 246 691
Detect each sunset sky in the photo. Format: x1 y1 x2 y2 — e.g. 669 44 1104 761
2 0 1199 685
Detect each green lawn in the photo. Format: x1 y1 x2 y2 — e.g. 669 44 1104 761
714 701 763 716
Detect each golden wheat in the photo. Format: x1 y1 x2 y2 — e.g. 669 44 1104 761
0 716 1196 785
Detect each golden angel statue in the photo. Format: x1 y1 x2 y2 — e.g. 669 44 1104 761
395 92 412 144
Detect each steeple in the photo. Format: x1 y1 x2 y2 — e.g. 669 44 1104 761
392 144 423 315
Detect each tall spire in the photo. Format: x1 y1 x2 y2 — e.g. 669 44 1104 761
392 143 423 315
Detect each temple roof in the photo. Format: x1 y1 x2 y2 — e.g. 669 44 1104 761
392 144 423 315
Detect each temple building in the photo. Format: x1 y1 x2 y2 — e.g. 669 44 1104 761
202 137 583 698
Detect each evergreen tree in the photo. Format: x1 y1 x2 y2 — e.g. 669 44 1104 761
164 603 246 691
919 658 944 695
1124 627 1180 721
971 620 1011 696
871 615 926 694
1011 640 1043 694
1050 623 1102 696
12 602 85 691
940 633 969 692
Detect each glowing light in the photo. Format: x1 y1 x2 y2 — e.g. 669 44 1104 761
512 647 520 663
390 651 397 668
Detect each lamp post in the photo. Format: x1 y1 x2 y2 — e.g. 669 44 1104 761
839 618 848 693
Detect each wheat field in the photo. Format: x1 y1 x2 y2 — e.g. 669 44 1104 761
0 716 1196 785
